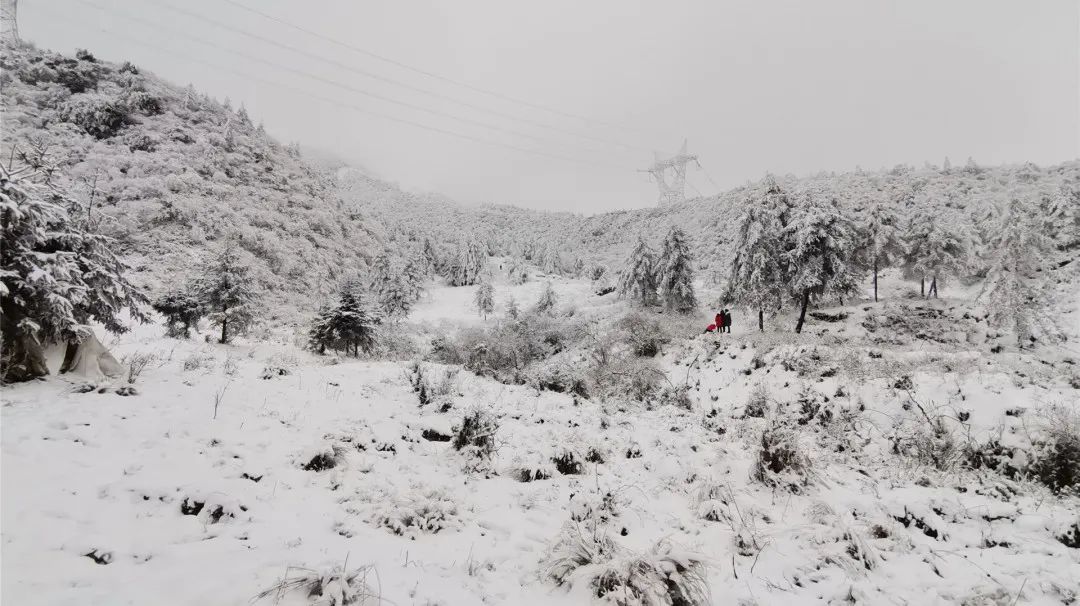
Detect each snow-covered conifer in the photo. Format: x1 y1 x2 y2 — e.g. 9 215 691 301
533 281 558 315
784 189 861 333
903 197 974 298
617 237 659 307
308 290 379 357
979 197 1052 348
507 255 529 285
858 194 904 301
474 280 495 319
153 285 203 338
1 163 148 382
656 226 696 313
725 179 793 330
447 240 486 286
198 241 259 344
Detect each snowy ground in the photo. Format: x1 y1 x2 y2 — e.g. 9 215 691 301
3 274 1079 605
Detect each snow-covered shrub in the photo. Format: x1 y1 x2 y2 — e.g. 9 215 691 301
453 409 498 459
1029 404 1080 495
620 312 668 357
375 489 460 537
744 383 770 418
568 491 621 525
891 399 965 471
57 93 131 139
546 523 709 606
121 350 155 384
253 564 378 606
753 423 813 493
658 384 692 410
182 351 215 372
302 444 349 472
552 449 584 475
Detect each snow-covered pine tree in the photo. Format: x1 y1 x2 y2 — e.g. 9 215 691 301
505 296 520 320
903 197 974 298
474 280 495 319
153 284 203 338
656 226 696 313
447 240 486 286
979 197 1052 348
507 255 529 285
1047 183 1080 250
784 189 861 333
541 242 562 276
370 253 413 319
533 281 558 315
858 193 904 302
308 290 379 357
725 179 793 331
401 257 427 303
1 162 148 382
198 241 259 344
617 237 659 307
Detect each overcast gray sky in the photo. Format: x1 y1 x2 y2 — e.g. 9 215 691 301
22 0 1080 213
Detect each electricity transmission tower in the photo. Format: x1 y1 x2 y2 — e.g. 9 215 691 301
1 0 17 43
640 140 699 207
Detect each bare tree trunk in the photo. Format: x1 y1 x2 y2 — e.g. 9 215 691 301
795 290 810 333
920 277 925 298
930 276 938 298
758 307 764 332
873 257 879 302
220 316 228 344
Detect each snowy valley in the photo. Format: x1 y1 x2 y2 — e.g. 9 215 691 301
3 26 1080 606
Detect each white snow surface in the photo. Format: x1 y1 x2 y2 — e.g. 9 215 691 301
3 275 1079 606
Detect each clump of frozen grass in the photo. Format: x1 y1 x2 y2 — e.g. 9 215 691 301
260 353 297 380
374 489 460 537
1030 404 1080 495
253 564 379 605
182 350 215 372
752 423 814 493
453 408 498 459
891 396 965 471
546 523 709 606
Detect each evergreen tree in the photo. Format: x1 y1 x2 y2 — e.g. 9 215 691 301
447 240 486 286
858 194 904 302
370 253 413 319
1 163 148 382
1047 183 1080 250
979 197 1051 348
308 290 379 357
505 296 520 320
541 242 562 275
153 284 203 338
199 241 259 344
784 190 861 333
656 226 697 313
903 198 974 298
507 255 529 285
401 257 427 303
725 179 794 331
617 237 659 307
474 280 495 319
533 281 558 315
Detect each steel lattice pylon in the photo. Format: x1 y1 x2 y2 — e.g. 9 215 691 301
640 140 699 207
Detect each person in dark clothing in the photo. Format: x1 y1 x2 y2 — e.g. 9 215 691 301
722 309 732 333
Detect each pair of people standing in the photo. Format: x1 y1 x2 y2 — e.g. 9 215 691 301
714 309 731 334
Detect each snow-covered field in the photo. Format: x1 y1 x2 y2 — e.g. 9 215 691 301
3 275 1079 606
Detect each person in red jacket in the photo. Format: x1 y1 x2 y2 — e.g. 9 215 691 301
714 312 724 334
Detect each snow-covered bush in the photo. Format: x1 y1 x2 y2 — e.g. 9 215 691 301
375 489 460 537
253 564 378 606
744 383 770 418
753 423 813 493
533 281 558 315
453 409 498 460
620 312 668 358
546 523 709 606
57 93 131 139
1029 404 1080 496
121 350 155 384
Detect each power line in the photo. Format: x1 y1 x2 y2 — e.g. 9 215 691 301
138 0 653 154
40 6 635 171
219 0 653 138
72 0 621 155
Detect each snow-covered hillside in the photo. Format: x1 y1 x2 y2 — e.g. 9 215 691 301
3 271 1079 605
